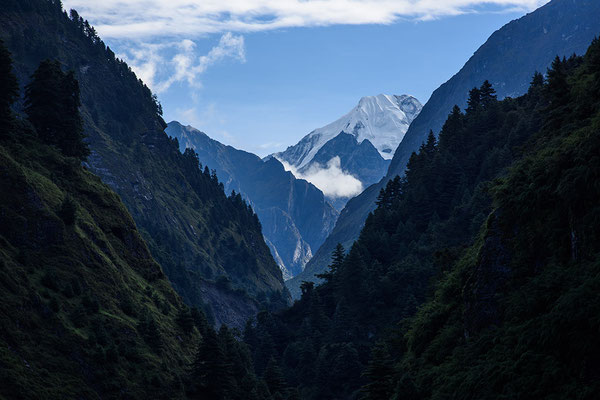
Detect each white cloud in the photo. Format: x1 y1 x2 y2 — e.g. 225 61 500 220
117 33 245 93
279 156 363 198
63 0 550 39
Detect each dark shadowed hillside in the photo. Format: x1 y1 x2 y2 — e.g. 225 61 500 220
385 39 600 399
0 39 293 400
0 43 199 398
0 0 289 327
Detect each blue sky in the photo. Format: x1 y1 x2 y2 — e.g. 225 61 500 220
63 0 549 156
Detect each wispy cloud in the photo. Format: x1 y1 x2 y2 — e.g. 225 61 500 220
279 156 363 198
63 0 549 39
117 33 245 93
63 0 548 95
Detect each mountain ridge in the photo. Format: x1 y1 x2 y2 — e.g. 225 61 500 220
291 0 600 298
275 94 422 168
273 94 421 208
0 0 288 328
166 121 339 280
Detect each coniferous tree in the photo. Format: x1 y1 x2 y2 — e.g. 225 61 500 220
175 307 195 334
330 298 353 342
316 243 345 283
546 56 570 107
0 39 19 135
190 307 210 336
25 60 89 159
466 86 481 112
264 357 288 398
479 79 497 107
530 71 545 89
360 341 394 400
422 130 437 156
189 327 229 399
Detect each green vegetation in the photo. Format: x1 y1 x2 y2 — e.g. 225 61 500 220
0 42 196 398
25 59 89 159
0 41 284 400
0 0 288 327
1 1 599 398
390 39 600 400
0 38 18 135
245 39 600 399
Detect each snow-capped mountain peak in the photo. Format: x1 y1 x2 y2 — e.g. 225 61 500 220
275 94 422 170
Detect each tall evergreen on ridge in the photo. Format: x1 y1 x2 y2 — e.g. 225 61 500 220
0 38 18 135
25 60 89 159
189 328 230 399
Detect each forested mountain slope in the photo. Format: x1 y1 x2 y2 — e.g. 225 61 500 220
0 43 199 399
0 0 288 327
383 38 600 400
166 121 338 280
389 0 600 178
246 38 600 400
0 40 293 400
295 0 600 298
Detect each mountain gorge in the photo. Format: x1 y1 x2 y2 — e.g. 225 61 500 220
293 0 600 298
274 94 421 210
166 121 339 280
245 39 600 399
0 0 288 328
1 0 600 399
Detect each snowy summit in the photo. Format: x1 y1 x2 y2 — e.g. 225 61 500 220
272 94 421 207
276 94 422 170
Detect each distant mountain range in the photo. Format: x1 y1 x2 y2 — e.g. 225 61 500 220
166 122 339 280
273 94 421 209
288 0 600 299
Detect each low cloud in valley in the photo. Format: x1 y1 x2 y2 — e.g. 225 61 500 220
280 156 363 199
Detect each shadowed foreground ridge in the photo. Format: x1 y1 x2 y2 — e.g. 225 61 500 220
0 0 289 328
